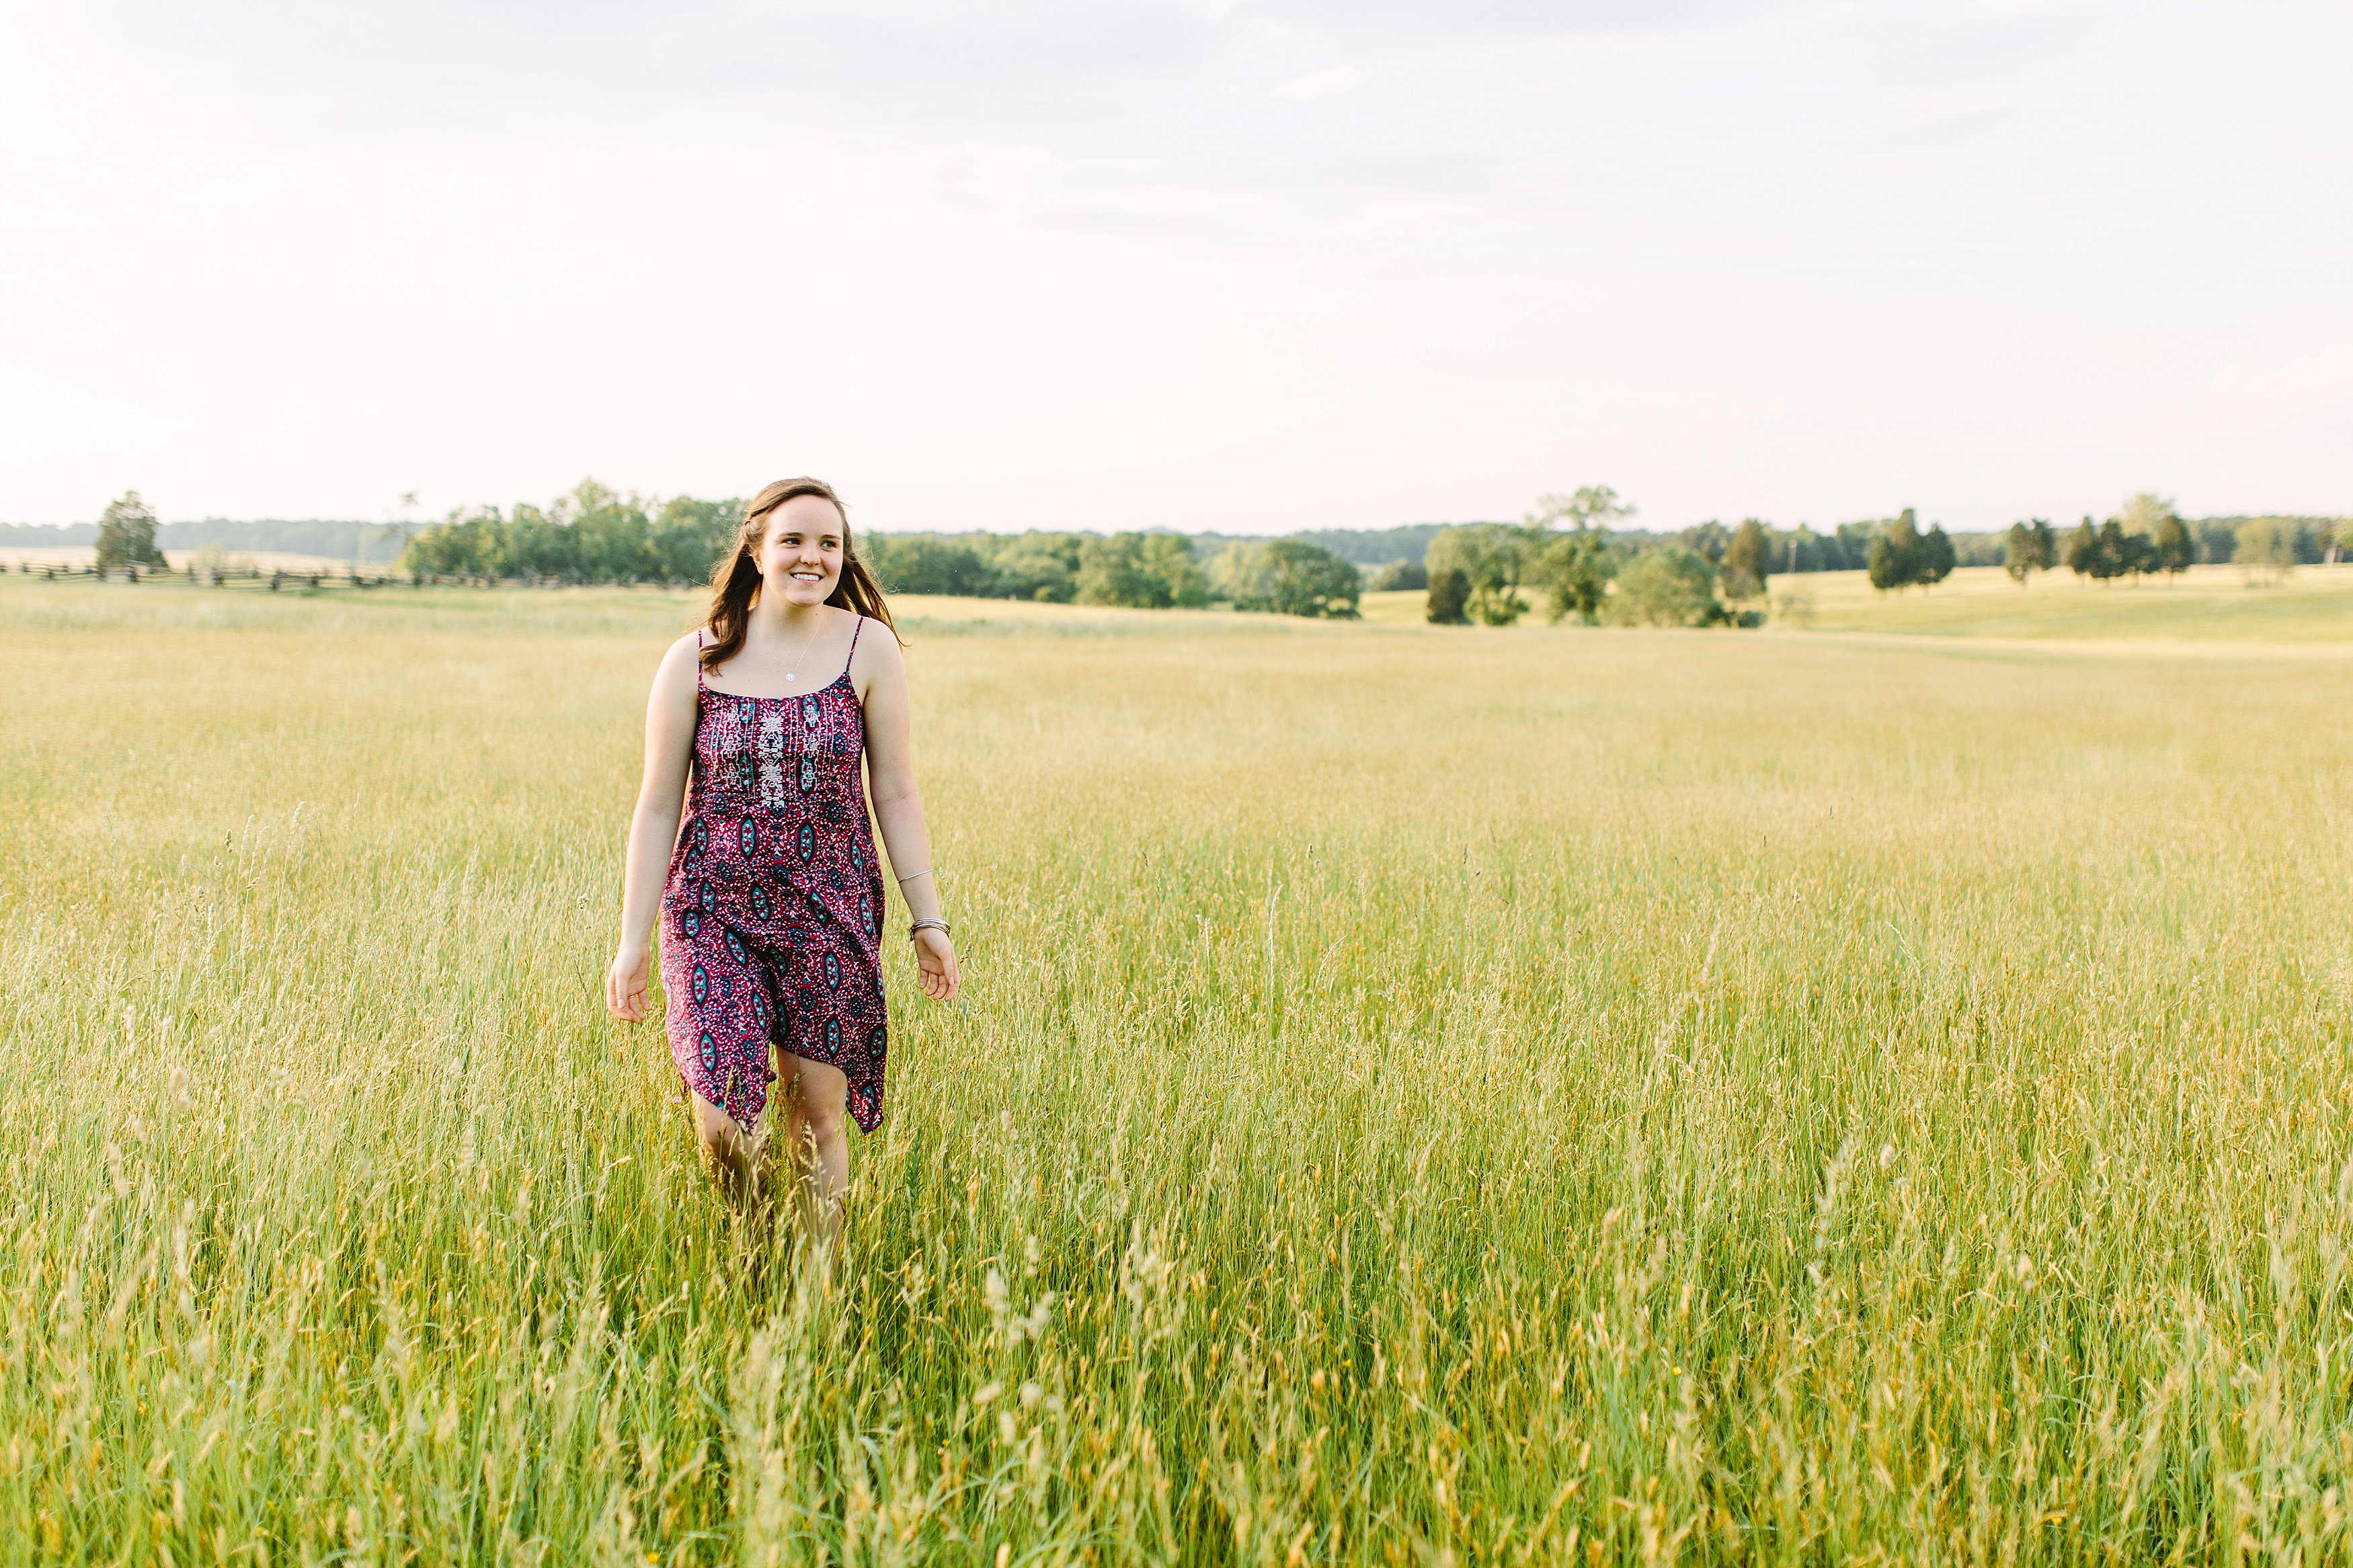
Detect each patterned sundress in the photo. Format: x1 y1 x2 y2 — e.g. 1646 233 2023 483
659 618 889 1132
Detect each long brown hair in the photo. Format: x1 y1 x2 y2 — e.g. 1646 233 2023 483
701 478 898 671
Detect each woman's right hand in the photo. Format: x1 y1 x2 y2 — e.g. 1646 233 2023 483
606 940 652 1022
913 925 961 1002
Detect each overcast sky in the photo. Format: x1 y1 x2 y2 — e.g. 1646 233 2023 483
3 1 2348 534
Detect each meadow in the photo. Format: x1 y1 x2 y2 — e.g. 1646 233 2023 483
2 569 2350 1565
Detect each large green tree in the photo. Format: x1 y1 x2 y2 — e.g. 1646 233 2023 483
1532 530 1613 624
990 535 1081 602
1519 485 1633 624
651 496 741 584
2093 518 2157 582
2002 519 2055 586
1866 509 1922 591
2063 517 2100 579
869 536 998 597
2116 491 2176 537
1525 485 1634 533
2235 518 2297 583
1077 533 1206 609
1722 519 1773 599
2153 513 2194 579
402 479 717 583
1918 524 1956 587
561 479 656 582
1215 540 1360 618
1425 524 1529 626
1425 567 1470 625
1864 509 1958 592
94 491 168 571
1607 546 1722 627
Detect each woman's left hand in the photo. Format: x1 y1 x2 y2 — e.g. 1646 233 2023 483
914 927 960 1001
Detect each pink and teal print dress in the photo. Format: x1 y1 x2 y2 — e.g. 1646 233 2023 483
660 620 889 1132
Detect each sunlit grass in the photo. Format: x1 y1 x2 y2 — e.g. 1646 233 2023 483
3 574 2351 1563
1772 563 2353 642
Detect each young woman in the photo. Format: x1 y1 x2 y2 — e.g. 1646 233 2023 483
605 477 959 1235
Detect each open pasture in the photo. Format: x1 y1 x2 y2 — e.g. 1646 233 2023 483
1769 564 2353 645
2 575 2351 1564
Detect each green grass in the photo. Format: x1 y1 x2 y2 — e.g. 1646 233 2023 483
3 573 2352 1564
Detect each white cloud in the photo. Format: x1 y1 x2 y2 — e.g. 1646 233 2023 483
1267 66 1361 101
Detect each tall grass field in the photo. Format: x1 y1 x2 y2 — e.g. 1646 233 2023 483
3 570 2350 1564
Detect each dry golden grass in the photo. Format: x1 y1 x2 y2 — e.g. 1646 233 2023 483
1767 563 2353 643
3 573 2351 1563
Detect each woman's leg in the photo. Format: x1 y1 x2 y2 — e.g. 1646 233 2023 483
686 1083 762 1210
777 1052 851 1253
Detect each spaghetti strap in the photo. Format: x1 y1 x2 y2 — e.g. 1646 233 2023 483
694 629 707 692
846 616 865 660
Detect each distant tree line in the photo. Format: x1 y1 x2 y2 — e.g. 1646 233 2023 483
1361 509 1975 612
1997 494 2345 587
856 531 1368 617
1344 501 2342 587
42 483 2336 627
1408 488 2353 627
1 515 411 562
2195 515 2344 572
394 481 1364 618
1411 488 1789 629
399 481 740 585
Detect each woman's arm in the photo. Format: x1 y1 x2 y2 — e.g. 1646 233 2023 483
856 628 961 1001
606 634 703 1022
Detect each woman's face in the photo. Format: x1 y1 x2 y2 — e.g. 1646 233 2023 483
756 494 845 608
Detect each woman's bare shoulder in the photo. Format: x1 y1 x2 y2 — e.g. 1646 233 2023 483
854 615 904 660
850 616 904 689
651 630 705 690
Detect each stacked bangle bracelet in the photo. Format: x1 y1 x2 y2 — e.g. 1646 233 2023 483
909 917 951 941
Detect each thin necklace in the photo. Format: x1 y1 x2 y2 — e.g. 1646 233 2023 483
772 618 828 684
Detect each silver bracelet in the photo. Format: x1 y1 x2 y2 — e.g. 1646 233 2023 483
909 917 951 941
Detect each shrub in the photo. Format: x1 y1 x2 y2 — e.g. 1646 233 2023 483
1531 529 1613 624
1425 567 1470 625
2003 520 2056 585
94 491 169 571
2153 515 2194 578
1426 524 1528 626
869 536 999 597
1607 546 1722 627
1076 534 1205 609
2237 518 2297 584
991 538 1080 602
1723 519 1773 600
1215 540 1361 618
